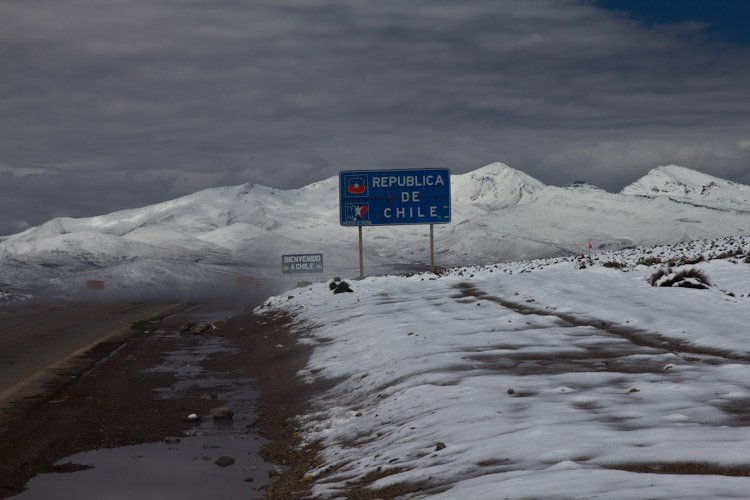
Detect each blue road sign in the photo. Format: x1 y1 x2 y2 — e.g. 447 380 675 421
339 168 451 226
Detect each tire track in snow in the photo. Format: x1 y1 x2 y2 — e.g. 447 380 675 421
454 282 750 364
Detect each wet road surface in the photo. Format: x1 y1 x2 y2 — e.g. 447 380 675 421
0 302 183 406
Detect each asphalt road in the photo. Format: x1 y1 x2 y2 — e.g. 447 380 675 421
0 300 310 499
0 302 183 406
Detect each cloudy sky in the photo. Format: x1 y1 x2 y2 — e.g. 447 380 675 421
1 0 750 235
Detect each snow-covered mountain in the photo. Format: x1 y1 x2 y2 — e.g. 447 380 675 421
452 162 544 208
1 162 749 300
621 164 750 207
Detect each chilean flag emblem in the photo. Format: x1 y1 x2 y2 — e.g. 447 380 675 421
347 177 366 194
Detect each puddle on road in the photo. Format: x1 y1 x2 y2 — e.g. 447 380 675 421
14 430 274 500
13 310 277 500
161 304 244 326
191 308 242 324
146 334 242 399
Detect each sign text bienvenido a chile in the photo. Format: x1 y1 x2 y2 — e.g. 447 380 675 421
339 168 451 226
282 253 324 274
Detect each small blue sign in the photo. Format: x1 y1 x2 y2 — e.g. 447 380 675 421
339 168 451 226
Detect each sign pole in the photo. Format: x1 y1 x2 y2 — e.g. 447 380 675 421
430 224 435 274
358 226 364 280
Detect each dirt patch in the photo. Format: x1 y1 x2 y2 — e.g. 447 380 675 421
340 468 451 499
606 462 750 476
239 310 326 499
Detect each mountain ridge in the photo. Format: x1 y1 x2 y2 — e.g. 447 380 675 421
1 162 749 299
5 162 749 242
621 165 750 205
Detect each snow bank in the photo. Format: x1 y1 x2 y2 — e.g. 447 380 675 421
260 239 750 499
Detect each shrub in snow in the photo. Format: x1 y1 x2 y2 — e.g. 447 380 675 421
637 256 662 266
649 267 712 289
715 248 743 260
666 254 704 267
602 261 626 269
680 255 705 266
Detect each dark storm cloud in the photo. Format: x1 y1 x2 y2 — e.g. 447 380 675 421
1 0 750 235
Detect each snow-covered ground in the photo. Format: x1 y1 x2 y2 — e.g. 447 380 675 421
260 236 750 499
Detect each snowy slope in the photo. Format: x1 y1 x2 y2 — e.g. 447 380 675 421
1 162 749 299
260 238 750 499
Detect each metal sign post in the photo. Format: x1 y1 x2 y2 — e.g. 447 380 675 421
430 224 435 274
359 226 364 280
339 168 451 278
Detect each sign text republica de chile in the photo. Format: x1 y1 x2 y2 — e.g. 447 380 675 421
339 168 451 226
